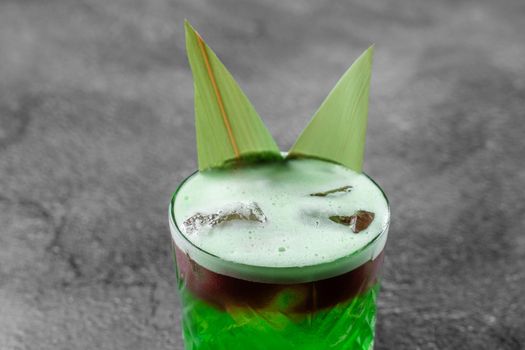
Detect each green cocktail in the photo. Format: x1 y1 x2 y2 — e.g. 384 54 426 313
172 18 388 349
169 158 389 349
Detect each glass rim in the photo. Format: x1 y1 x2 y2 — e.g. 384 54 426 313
169 161 390 284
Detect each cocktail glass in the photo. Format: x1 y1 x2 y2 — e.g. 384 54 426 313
169 174 389 350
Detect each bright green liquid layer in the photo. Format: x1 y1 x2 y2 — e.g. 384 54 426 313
178 278 379 350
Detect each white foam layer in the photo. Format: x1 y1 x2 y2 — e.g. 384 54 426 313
172 159 389 269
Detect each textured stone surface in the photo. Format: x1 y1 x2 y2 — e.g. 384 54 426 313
1 0 524 349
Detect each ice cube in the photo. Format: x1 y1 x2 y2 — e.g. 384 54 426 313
182 202 266 235
182 212 220 235
310 185 352 197
329 210 375 233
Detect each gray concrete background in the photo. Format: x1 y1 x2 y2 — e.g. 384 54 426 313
1 0 524 349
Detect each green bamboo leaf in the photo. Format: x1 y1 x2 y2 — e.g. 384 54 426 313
287 46 374 173
185 21 282 171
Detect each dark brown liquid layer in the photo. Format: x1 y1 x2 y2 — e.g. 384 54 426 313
174 245 384 313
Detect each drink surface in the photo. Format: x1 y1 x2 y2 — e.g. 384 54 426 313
172 158 389 274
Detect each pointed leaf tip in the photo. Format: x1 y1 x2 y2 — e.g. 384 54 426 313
185 21 282 171
287 46 374 173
